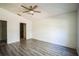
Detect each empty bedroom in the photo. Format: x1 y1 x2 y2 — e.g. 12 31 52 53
0 3 79 56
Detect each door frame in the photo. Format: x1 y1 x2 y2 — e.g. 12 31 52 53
0 20 7 44
20 23 26 41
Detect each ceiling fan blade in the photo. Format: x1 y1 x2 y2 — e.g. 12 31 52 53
29 6 32 9
33 5 38 9
17 14 21 16
23 11 29 13
34 11 41 13
21 5 30 10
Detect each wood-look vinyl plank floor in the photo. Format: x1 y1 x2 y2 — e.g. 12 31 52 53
0 39 78 56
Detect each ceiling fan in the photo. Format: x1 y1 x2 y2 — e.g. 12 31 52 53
21 5 41 15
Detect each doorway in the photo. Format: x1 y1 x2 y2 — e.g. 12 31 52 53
0 20 7 45
20 23 26 41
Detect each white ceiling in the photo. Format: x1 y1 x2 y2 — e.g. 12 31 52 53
0 3 78 20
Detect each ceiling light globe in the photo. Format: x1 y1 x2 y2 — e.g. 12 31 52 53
30 11 34 14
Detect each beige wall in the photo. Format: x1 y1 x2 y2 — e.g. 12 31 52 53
0 8 32 44
32 11 77 49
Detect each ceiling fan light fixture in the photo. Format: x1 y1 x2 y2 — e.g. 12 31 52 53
29 11 34 14
29 11 34 15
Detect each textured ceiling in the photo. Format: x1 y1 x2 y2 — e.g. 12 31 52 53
0 3 78 20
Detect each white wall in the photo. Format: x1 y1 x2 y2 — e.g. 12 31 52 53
32 11 77 49
0 8 32 44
